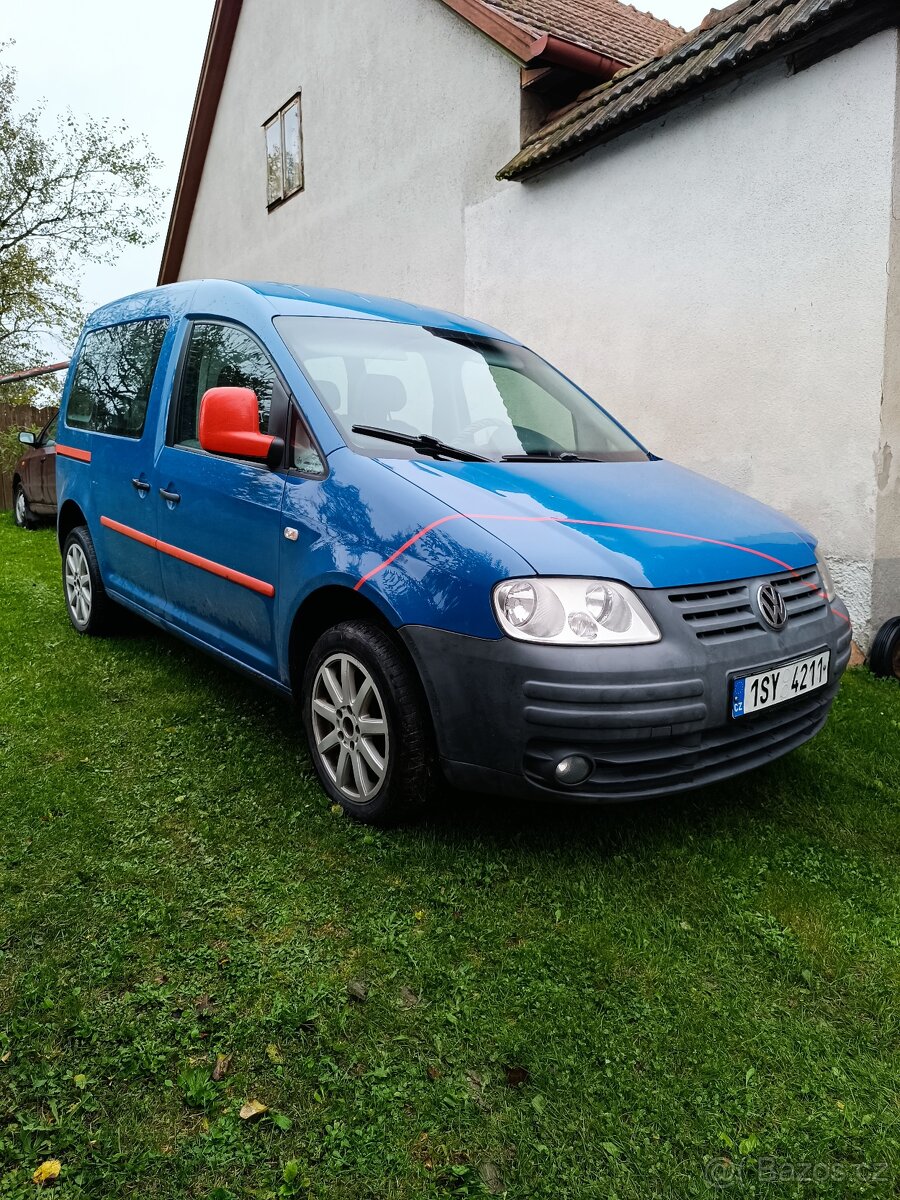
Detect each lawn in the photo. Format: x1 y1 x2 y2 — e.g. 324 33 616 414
1 520 899 1199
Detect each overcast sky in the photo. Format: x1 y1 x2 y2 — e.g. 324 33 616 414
7 0 713 321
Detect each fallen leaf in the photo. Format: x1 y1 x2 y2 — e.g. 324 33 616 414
426 1066 440 1081
413 909 426 921
32 1160 61 1186
399 986 419 1008
504 1065 530 1088
330 804 342 815
466 1070 488 1110
194 995 216 1017
211 1054 231 1082
0 1051 10 1064
239 1100 268 1121
347 980 368 1003
266 1043 283 1064
480 1160 504 1194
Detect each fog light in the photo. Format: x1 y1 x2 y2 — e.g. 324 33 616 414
554 754 593 786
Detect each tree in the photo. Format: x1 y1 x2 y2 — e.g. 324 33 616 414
0 46 164 402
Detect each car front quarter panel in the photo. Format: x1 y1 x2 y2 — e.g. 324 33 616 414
277 450 532 674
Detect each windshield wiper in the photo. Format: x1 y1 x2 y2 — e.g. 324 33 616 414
351 425 489 463
500 451 586 462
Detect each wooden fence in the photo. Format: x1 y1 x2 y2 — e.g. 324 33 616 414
0 404 58 511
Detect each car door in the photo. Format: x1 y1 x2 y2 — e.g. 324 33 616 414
65 317 170 613
39 415 58 509
155 321 287 678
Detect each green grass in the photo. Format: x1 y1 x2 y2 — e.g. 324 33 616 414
1 521 899 1199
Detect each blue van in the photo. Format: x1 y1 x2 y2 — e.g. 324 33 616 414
55 280 851 822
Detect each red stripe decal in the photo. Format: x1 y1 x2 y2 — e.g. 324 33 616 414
100 516 275 598
56 443 91 463
355 513 850 625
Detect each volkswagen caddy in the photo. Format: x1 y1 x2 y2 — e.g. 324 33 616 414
54 281 852 822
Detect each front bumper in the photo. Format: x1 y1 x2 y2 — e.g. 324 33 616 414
400 567 852 802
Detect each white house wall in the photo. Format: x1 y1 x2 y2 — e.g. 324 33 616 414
465 31 899 641
178 0 522 313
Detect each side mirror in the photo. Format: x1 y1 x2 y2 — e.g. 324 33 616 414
18 431 35 446
198 387 282 466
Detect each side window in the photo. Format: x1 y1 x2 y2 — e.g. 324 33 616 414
66 319 168 437
290 409 325 475
174 323 276 449
42 415 58 448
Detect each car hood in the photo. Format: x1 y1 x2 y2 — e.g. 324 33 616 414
381 458 817 588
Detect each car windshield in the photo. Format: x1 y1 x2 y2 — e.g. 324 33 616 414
274 317 647 462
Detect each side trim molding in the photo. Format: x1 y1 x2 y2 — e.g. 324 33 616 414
56 444 92 463
100 515 275 597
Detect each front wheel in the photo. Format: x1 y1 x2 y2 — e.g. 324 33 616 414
302 620 433 824
62 526 115 636
13 484 38 530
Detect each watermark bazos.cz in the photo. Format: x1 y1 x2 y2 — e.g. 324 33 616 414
704 1156 890 1187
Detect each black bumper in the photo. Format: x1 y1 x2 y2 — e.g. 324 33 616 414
399 570 853 803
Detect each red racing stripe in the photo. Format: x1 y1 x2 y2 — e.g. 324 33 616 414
56 443 91 463
100 515 275 597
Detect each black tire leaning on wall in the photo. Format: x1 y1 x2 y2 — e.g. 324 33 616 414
869 616 900 680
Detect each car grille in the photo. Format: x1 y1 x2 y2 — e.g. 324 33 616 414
668 567 827 644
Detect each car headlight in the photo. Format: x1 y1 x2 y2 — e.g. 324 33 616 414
815 549 836 602
492 578 660 645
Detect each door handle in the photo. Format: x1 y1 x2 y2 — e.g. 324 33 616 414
131 477 151 493
159 488 181 504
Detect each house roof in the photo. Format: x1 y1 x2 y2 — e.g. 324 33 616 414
158 0 682 283
469 0 681 63
499 0 896 179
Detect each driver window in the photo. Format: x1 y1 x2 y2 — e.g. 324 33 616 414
43 416 58 448
175 323 276 448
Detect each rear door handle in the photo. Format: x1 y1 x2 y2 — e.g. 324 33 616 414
159 488 181 504
131 477 151 493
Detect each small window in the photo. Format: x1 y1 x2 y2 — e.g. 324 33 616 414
66 319 168 437
264 93 303 208
173 323 277 450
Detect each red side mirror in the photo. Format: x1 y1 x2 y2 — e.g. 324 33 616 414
198 387 276 461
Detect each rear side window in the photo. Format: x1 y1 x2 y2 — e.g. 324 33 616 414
66 319 168 437
173 323 276 448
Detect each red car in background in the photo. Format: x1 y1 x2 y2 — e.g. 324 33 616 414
13 414 57 528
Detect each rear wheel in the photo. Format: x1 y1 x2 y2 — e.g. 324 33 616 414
62 526 115 636
302 619 433 824
13 483 37 530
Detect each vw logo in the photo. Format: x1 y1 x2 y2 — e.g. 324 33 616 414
757 582 787 631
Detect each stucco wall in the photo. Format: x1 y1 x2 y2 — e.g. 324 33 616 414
179 0 522 313
465 31 899 641
873 37 900 638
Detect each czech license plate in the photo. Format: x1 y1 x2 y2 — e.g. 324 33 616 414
731 650 830 718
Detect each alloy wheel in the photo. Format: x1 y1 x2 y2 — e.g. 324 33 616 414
311 652 389 803
65 542 92 627
14 489 26 526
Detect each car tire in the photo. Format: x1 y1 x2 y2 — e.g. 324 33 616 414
302 619 434 824
869 616 900 681
62 525 115 636
13 483 38 530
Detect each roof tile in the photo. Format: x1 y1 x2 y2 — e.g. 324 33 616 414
481 0 682 64
499 0 880 178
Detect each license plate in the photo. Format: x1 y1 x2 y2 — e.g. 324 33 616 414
731 650 830 718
